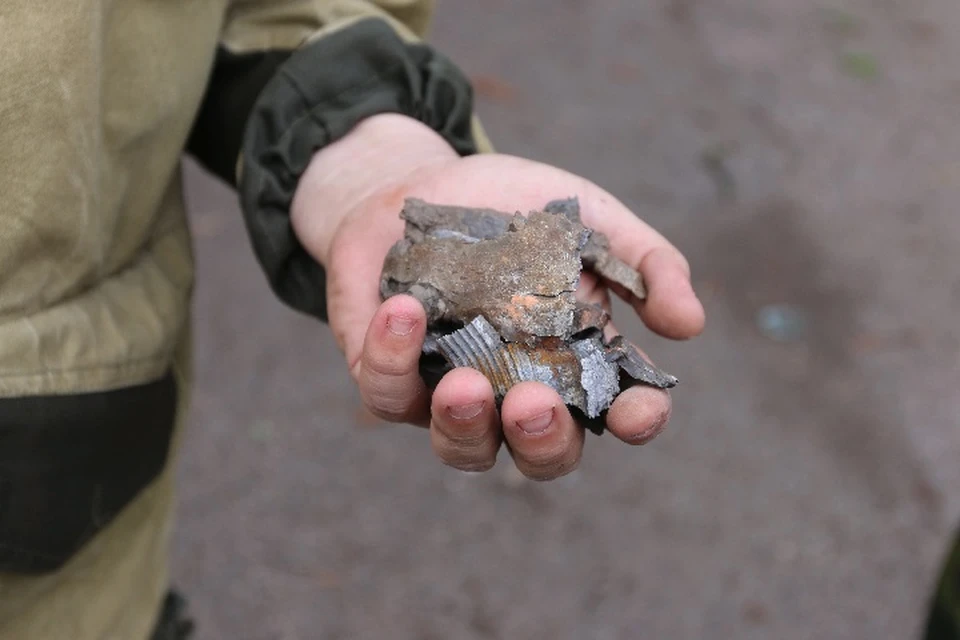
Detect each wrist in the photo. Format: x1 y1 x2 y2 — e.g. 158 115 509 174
291 113 460 265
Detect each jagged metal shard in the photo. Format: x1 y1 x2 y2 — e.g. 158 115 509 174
543 197 647 300
380 197 677 433
605 336 679 389
436 316 620 419
382 205 586 343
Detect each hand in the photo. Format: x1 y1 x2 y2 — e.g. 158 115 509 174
291 114 705 480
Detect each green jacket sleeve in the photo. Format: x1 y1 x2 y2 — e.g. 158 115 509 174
924 527 960 640
186 1 489 322
238 17 479 322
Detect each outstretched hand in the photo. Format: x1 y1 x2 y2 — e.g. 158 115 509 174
291 114 704 480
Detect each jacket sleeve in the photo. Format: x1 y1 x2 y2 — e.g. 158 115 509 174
186 0 494 322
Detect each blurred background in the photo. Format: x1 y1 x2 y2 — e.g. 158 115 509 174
173 1 960 638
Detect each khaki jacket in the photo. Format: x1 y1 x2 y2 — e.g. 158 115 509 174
0 2 487 636
0 0 480 397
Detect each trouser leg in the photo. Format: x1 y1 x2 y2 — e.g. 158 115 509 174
149 589 195 640
0 334 193 640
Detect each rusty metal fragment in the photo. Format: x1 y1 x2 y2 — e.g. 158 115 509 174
436 315 621 420
382 203 586 343
544 198 647 300
380 197 677 434
605 336 679 389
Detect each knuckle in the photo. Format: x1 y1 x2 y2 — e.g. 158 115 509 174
516 441 581 480
517 440 569 467
365 350 414 379
432 425 498 471
358 356 428 424
440 455 497 473
437 423 490 449
520 456 579 482
363 390 418 423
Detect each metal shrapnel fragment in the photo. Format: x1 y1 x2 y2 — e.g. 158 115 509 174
382 208 585 343
544 197 647 300
436 316 621 420
569 337 622 418
605 336 679 388
380 197 678 434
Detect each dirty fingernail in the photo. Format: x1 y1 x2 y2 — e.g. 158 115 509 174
517 408 554 435
387 314 416 336
448 401 485 420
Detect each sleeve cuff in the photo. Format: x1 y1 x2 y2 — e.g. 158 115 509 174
186 48 295 186
238 17 479 322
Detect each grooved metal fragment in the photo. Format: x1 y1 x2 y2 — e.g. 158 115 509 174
438 316 555 397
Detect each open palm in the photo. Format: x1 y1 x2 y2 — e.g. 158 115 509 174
295 133 704 480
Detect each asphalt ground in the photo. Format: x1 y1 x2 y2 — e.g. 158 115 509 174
173 1 960 638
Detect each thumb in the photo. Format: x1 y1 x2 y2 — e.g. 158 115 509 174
325 243 388 378
322 188 411 373
355 294 430 425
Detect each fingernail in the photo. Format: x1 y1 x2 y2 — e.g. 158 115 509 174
448 401 485 420
517 408 554 435
387 314 416 336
